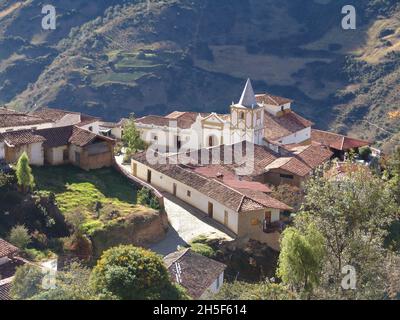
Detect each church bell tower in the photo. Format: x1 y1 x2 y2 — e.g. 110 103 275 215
230 79 265 145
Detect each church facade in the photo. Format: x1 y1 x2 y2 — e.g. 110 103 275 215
135 79 313 153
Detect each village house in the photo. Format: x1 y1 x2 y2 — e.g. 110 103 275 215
0 125 115 170
0 106 121 169
131 148 293 250
0 238 24 301
31 107 125 140
163 249 227 299
0 108 54 134
311 129 370 160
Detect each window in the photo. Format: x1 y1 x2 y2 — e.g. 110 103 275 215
216 275 220 289
240 111 245 120
280 173 294 180
187 190 191 197
153 135 158 141
256 111 261 120
88 126 93 132
280 106 285 112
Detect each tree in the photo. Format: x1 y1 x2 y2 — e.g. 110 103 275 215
15 152 35 193
137 187 160 210
271 184 304 211
11 262 101 300
10 264 44 300
9 225 31 249
213 280 297 300
277 224 325 298
0 172 14 190
297 166 397 299
122 115 148 155
90 245 187 300
385 146 400 205
358 146 372 161
32 262 100 300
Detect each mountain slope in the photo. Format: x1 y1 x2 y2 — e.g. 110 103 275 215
1 0 399 150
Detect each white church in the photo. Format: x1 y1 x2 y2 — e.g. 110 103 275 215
135 79 313 152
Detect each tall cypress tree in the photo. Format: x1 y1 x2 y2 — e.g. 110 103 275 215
16 152 35 193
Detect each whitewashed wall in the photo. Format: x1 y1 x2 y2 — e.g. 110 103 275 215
279 127 311 145
0 142 4 159
0 122 53 133
132 160 239 234
264 102 291 116
200 271 225 298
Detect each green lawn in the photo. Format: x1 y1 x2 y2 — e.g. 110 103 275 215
33 166 139 233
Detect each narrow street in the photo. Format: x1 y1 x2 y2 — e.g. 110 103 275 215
115 155 234 256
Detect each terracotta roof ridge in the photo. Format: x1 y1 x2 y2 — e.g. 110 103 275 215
237 195 246 212
165 248 190 268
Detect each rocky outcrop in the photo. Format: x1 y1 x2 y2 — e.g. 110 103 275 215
90 207 169 259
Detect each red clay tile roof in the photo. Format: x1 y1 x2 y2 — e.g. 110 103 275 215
164 249 226 299
190 165 272 193
265 145 333 177
0 279 12 300
294 144 333 169
132 151 291 212
311 129 370 151
0 130 46 146
0 108 51 128
31 107 100 124
264 111 313 141
0 239 18 258
69 127 114 147
136 115 173 127
256 93 293 106
137 112 212 129
36 126 74 148
31 107 79 122
184 142 281 177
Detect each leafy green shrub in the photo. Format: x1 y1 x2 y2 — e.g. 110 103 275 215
358 146 372 161
213 281 296 300
81 220 104 235
9 225 31 249
137 188 160 210
190 243 216 258
10 265 44 300
90 245 187 300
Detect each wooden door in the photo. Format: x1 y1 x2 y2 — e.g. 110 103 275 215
132 163 137 176
147 169 152 183
75 152 81 165
208 202 214 219
265 211 272 224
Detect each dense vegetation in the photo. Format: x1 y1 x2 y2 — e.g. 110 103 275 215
0 0 399 149
10 245 187 300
